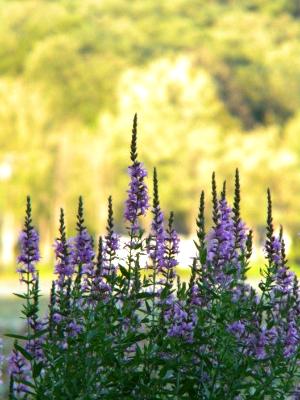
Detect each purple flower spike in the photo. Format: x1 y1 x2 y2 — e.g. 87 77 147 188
190 284 201 306
264 236 282 266
206 197 247 286
72 228 95 276
17 229 40 266
284 320 299 358
166 301 196 343
102 196 120 277
164 220 180 271
17 197 40 283
54 209 74 289
149 208 165 268
106 231 120 253
8 347 31 396
124 161 150 230
54 238 74 288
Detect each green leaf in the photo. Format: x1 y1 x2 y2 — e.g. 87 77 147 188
32 362 43 379
15 343 33 361
5 333 28 340
119 265 130 279
135 292 154 299
12 293 28 299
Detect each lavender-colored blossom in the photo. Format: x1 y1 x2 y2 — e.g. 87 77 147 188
158 213 180 281
190 284 202 306
266 326 278 345
293 386 300 400
264 236 282 266
232 287 243 303
124 161 149 230
17 228 40 283
8 348 31 396
227 321 245 337
206 198 247 286
206 199 235 263
248 326 279 360
72 228 95 275
164 224 180 270
275 266 295 295
89 237 112 301
53 312 63 324
105 231 120 253
54 238 74 289
25 317 46 362
68 320 83 337
166 301 196 343
255 339 267 360
90 277 111 302
283 320 299 358
264 236 300 359
235 219 247 249
231 283 259 306
102 233 120 277
148 207 165 269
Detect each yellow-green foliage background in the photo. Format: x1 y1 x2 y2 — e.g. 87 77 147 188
1 0 300 273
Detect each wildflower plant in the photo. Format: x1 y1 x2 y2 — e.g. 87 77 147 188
5 115 300 399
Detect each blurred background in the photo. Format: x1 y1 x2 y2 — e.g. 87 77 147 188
2 0 300 392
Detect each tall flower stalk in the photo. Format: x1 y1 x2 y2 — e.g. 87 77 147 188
124 114 149 293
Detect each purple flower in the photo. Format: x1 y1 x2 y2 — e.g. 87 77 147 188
72 228 95 275
68 320 83 337
235 220 247 249
284 320 299 358
266 326 278 345
102 233 120 277
190 284 202 306
264 236 282 266
164 224 180 272
158 213 180 281
17 228 40 283
249 326 279 360
105 231 120 253
124 161 149 230
54 238 74 289
293 385 300 399
205 198 247 286
148 206 165 268
227 321 245 337
8 348 31 396
52 312 63 324
275 267 295 295
90 277 111 302
25 317 46 363
166 301 196 343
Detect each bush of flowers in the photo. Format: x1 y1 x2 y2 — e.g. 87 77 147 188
2 115 300 399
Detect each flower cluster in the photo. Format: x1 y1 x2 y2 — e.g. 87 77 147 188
124 161 149 231
8 347 31 397
5 117 300 399
17 197 40 283
206 195 247 287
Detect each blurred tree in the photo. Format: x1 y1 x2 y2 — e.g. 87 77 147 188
1 0 300 270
